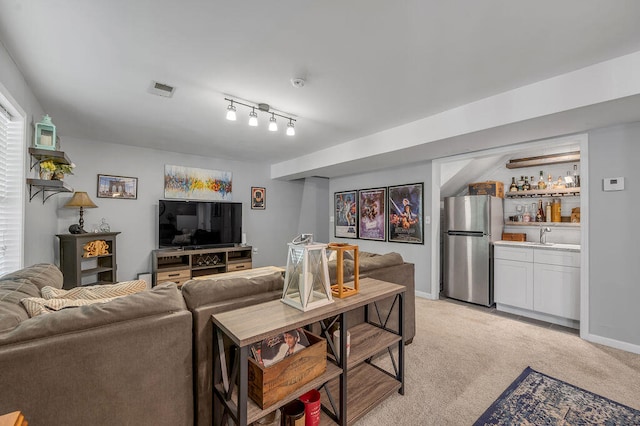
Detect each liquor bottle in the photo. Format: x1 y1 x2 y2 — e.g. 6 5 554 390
523 176 530 191
509 177 518 192
547 174 553 188
536 199 545 222
537 171 547 190
573 164 580 187
522 204 531 222
530 176 536 190
517 176 524 191
545 202 551 223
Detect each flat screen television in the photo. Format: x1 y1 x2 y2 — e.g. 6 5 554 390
158 200 242 248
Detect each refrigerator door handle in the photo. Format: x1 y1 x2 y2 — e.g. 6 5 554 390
447 231 485 237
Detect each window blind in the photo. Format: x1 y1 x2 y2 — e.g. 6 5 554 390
0 100 24 275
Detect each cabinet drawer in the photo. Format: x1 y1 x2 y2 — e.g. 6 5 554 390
157 269 191 282
227 261 252 272
534 249 580 267
494 246 533 262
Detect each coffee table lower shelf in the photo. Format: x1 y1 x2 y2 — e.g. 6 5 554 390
320 362 402 425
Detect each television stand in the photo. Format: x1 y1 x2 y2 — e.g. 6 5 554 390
152 245 252 287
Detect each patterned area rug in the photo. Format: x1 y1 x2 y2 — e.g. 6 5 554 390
475 366 640 425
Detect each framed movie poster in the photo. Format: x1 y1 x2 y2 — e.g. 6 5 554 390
358 187 386 241
334 190 357 238
388 182 424 244
251 187 266 210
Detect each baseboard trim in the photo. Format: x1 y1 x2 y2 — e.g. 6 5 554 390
583 332 640 355
415 290 435 300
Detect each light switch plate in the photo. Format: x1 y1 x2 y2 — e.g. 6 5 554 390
603 177 625 191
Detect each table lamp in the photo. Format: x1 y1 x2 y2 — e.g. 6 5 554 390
64 191 97 234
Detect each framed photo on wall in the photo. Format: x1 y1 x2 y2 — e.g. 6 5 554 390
251 187 266 210
334 190 357 238
97 174 138 199
358 187 386 241
388 182 424 244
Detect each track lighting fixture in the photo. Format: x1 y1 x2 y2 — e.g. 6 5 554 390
224 97 296 136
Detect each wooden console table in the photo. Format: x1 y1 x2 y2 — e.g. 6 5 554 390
211 277 405 425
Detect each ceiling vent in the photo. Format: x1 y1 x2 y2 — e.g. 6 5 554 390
149 81 176 98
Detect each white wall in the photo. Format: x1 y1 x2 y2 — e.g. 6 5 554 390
588 122 640 347
298 177 330 243
0 38 54 268
330 162 432 296
41 137 305 281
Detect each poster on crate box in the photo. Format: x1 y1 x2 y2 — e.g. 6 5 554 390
259 328 310 367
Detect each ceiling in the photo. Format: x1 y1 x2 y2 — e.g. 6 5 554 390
1 1 640 173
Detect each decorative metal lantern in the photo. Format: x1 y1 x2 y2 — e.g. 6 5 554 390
34 114 57 150
281 234 333 311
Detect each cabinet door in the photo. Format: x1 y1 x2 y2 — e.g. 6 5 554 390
533 264 580 320
494 259 534 310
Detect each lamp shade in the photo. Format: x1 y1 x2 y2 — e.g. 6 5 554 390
64 192 97 208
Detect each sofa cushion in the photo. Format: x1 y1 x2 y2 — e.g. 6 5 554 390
0 283 187 346
21 296 120 317
41 280 147 300
0 281 40 332
181 271 284 309
0 264 63 332
0 263 63 290
22 280 149 318
358 252 404 271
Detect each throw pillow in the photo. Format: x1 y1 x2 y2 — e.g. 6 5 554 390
21 296 119 317
40 280 146 300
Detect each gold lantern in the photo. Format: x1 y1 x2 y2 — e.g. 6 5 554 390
281 234 333 311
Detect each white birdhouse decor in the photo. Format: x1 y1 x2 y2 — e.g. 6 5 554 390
282 234 333 312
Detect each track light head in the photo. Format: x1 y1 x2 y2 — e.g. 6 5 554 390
268 114 278 131
248 108 258 127
226 102 237 121
286 120 295 136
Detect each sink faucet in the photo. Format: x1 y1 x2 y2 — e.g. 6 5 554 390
540 226 552 244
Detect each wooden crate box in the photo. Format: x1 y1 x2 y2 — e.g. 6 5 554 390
248 330 326 409
468 181 504 198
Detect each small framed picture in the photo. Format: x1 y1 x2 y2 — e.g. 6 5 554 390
97 174 138 199
251 187 266 210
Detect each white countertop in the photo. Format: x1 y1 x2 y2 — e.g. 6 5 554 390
493 240 581 252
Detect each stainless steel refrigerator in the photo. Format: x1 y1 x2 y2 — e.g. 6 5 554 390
443 195 503 306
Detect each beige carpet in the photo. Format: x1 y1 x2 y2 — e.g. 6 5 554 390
356 297 640 425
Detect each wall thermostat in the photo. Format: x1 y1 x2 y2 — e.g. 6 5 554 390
603 177 625 191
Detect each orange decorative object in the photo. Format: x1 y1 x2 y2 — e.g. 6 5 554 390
327 243 359 298
82 240 109 257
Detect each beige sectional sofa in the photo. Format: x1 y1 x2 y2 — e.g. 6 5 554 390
0 264 193 426
0 252 414 426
